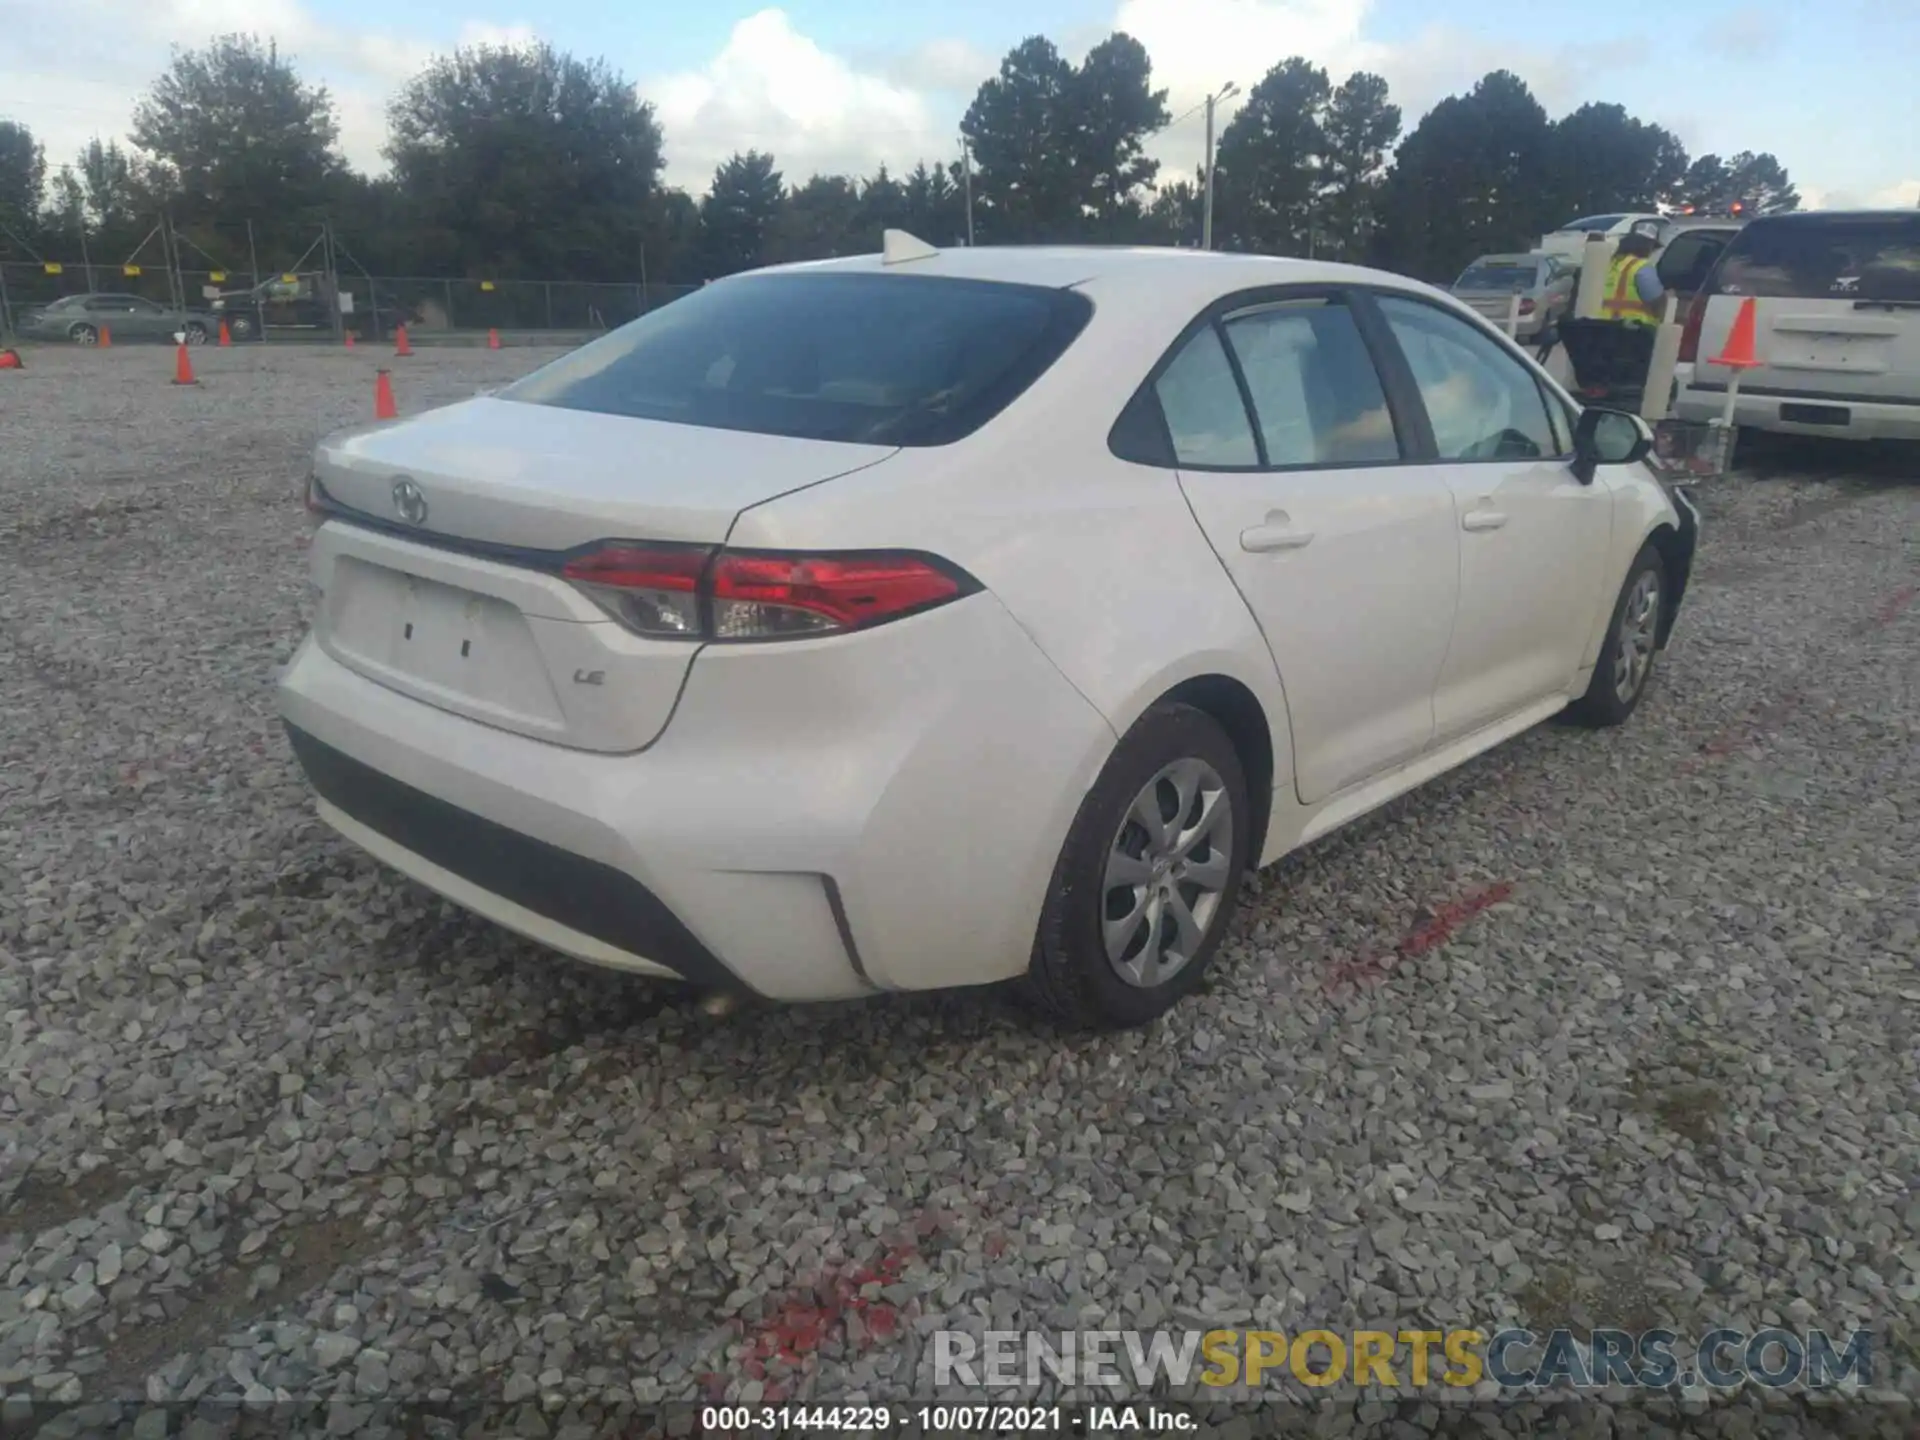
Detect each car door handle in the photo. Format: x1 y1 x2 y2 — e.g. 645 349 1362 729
1240 514 1315 552
1462 509 1508 532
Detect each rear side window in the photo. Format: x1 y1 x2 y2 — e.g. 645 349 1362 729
1153 327 1259 467
502 273 1092 446
1714 215 1920 302
1221 299 1400 465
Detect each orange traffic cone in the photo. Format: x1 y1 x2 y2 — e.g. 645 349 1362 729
374 368 397 420
487 328 501 350
171 342 198 386
344 330 356 349
394 324 412 357
218 320 231 346
1713 297 1763 369
0 348 22 370
99 325 112 348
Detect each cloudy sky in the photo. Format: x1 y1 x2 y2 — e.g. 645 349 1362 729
4 0 1916 211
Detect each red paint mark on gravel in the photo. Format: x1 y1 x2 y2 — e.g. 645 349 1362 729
1681 691 1811 772
1324 882 1515 996
735 1240 918 1373
1870 584 1916 628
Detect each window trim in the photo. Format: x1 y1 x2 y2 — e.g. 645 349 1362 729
1358 288 1578 466
1109 280 1583 473
1107 283 1432 474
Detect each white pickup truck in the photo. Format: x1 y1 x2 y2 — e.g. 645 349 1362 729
1537 213 1670 264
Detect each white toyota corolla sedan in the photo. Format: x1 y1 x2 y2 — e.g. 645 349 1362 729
280 236 1700 1030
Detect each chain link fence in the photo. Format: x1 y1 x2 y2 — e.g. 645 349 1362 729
0 259 695 342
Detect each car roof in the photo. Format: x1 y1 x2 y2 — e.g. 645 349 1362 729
748 244 1431 306
1744 208 1919 225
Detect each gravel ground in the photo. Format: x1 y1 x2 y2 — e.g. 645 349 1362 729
1 345 1917 1437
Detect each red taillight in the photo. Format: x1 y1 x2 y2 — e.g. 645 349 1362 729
561 542 710 638
1678 292 1709 363
561 543 973 641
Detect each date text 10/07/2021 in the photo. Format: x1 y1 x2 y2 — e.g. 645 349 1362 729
701 1405 1194 1433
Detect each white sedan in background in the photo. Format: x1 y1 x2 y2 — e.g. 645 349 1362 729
280 237 1699 1030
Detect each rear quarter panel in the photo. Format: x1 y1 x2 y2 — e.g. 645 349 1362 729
725 280 1298 853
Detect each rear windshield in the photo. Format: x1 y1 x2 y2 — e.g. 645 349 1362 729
1455 262 1538 290
501 272 1093 446
1558 215 1628 233
1713 215 1920 302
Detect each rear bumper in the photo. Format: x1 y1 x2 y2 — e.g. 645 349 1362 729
276 593 1114 1001
286 724 741 990
1674 384 1920 441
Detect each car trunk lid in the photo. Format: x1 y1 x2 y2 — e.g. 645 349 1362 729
308 397 896 752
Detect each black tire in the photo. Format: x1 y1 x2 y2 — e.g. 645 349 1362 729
183 323 208 346
228 314 256 341
1566 542 1666 728
68 323 97 346
1022 702 1251 1030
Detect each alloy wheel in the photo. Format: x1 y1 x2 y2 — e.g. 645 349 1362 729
1613 569 1661 703
1101 758 1235 988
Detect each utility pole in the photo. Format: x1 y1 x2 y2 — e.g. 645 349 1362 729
961 136 975 246
1200 82 1238 251
322 219 343 345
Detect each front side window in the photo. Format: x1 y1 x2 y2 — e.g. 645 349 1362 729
1658 232 1728 292
502 272 1092 447
1152 326 1258 467
1220 299 1400 466
1376 295 1560 462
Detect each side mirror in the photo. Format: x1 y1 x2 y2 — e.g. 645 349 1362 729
1571 407 1654 484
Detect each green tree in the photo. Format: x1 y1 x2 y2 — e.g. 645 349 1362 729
1316 72 1399 262
900 161 968 246
131 35 343 256
1142 175 1202 246
386 42 663 279
1072 33 1169 229
1211 58 1331 256
1679 154 1728 209
1676 151 1797 214
1377 70 1555 280
1547 102 1687 217
698 151 784 277
0 120 46 233
962 36 1080 241
961 32 1166 241
1724 151 1799 213
765 174 863 264
640 188 702 285
44 140 152 260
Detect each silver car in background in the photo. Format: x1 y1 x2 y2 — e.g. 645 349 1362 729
1449 254 1576 342
16 293 217 345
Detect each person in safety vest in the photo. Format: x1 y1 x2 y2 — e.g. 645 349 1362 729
1599 231 1665 326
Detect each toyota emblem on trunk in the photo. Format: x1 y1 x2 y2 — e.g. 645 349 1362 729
391 477 428 526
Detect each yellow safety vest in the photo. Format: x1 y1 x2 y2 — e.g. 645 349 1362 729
1600 254 1660 326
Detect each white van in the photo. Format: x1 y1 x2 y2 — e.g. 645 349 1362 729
1673 210 1920 442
